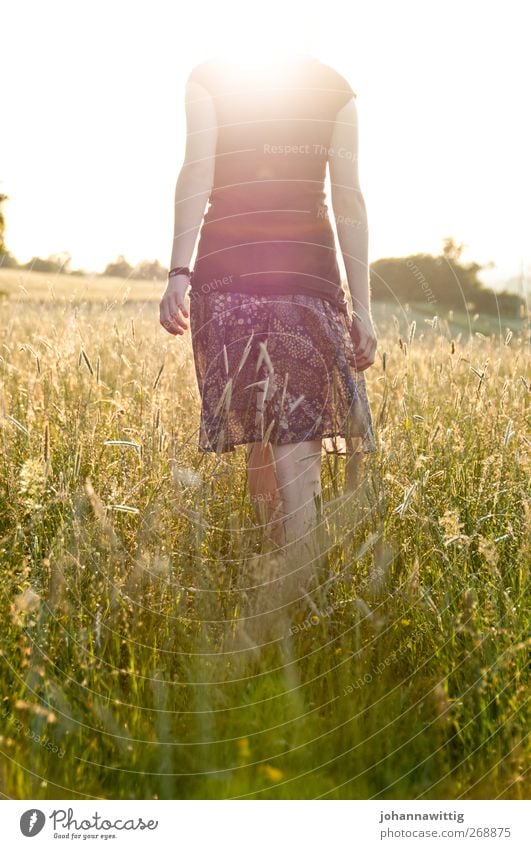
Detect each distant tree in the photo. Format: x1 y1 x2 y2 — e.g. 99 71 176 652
0 192 19 267
442 236 465 263
49 251 72 273
0 250 19 269
131 259 168 281
0 192 8 254
102 255 134 278
22 252 72 274
369 238 523 317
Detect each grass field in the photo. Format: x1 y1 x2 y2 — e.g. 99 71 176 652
0 268 529 800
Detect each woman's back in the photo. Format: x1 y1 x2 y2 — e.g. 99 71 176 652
188 54 356 310
161 51 377 458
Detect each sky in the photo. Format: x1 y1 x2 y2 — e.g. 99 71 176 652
2 0 530 290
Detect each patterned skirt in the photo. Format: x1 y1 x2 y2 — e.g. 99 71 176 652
189 291 378 455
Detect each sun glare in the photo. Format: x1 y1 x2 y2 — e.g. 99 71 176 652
215 3 311 70
220 45 304 70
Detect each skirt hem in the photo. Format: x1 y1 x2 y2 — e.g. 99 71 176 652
196 431 379 455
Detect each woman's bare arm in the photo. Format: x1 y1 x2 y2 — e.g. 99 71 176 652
328 96 376 371
328 96 371 321
160 78 217 336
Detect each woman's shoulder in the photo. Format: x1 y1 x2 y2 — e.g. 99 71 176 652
186 54 356 108
312 58 357 103
187 56 226 91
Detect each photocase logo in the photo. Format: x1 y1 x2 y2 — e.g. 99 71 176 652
20 809 46 837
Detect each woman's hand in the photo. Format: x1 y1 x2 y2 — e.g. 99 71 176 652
349 311 377 371
159 276 190 336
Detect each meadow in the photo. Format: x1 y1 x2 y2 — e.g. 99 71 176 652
0 268 528 800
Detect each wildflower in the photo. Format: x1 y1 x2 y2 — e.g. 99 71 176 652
236 737 251 762
259 764 283 782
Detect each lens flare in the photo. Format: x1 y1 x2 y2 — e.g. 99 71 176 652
214 1 314 71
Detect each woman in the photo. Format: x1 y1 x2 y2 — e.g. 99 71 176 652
160 51 378 560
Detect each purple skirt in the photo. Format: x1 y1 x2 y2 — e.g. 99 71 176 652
189 291 378 454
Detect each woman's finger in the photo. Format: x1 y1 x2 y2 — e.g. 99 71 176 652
160 303 186 335
350 338 377 371
168 291 188 315
353 333 370 363
357 342 377 370
160 314 180 335
169 294 189 328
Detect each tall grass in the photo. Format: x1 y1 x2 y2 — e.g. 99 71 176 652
0 270 528 799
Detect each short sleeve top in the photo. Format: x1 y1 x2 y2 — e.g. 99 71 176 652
187 54 357 311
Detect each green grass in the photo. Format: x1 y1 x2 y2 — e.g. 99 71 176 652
0 268 529 799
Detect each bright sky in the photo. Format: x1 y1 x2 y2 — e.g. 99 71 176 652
2 0 530 288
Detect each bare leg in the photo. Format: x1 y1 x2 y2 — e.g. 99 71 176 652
241 372 324 642
344 437 364 493
242 439 323 638
268 440 323 602
344 440 372 542
344 379 371 498
246 440 323 550
246 442 285 546
271 440 322 548
245 362 288 547
246 439 323 557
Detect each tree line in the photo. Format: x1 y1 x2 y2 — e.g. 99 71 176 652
370 237 523 317
0 194 524 316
